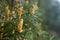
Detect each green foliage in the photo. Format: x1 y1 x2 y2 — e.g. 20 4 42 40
0 0 60 40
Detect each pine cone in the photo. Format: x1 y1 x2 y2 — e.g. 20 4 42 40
17 19 23 33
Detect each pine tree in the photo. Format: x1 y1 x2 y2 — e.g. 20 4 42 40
0 0 41 40
0 0 59 40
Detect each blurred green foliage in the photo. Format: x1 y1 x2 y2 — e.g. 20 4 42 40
0 0 60 40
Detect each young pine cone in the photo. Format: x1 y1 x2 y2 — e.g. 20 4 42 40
18 6 23 18
30 5 35 14
17 19 23 33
